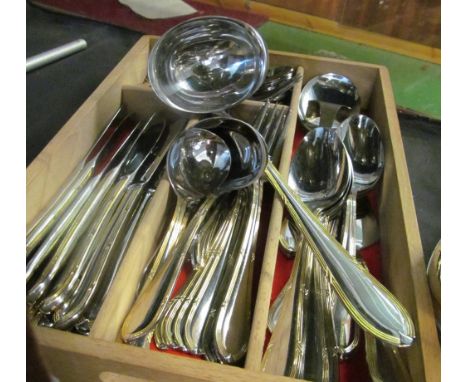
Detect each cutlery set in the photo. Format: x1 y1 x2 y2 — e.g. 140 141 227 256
27 15 416 381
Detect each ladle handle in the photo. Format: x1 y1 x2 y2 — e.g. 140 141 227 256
264 161 415 347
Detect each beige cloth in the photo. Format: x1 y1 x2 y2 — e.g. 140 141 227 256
119 0 196 19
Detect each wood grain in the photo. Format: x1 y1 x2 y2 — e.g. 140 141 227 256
35 327 294 382
197 0 441 63
368 66 441 382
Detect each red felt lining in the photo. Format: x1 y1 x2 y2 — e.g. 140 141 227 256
30 0 268 36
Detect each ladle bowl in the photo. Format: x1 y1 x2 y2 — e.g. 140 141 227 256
167 128 232 200
176 117 267 195
148 16 268 114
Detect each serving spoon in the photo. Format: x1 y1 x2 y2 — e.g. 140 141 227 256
272 127 358 358
167 117 415 347
337 114 384 257
298 73 360 130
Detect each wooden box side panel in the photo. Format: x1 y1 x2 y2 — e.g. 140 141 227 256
27 37 151 227
369 68 440 382
36 328 294 382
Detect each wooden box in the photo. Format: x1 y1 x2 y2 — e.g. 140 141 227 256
27 36 440 382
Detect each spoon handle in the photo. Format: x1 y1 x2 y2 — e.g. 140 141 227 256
264 161 415 347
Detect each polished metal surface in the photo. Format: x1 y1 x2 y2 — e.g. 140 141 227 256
165 114 415 347
251 66 301 102
131 104 287 362
338 114 384 192
264 162 415 347
355 211 380 250
165 118 268 201
26 108 129 259
263 237 339 381
26 118 142 298
148 16 268 113
195 117 268 193
279 218 298 257
288 127 352 212
365 331 413 382
276 127 358 358
37 117 165 315
338 114 384 262
298 73 360 129
121 197 213 347
27 111 183 333
167 127 232 200
26 38 87 72
144 104 284 361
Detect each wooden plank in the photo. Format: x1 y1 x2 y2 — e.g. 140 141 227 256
35 327 294 382
369 67 441 382
196 0 441 64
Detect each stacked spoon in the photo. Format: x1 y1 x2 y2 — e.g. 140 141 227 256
121 102 290 364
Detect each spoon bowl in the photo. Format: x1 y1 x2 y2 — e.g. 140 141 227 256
288 127 352 214
299 73 360 129
167 128 232 199
338 114 384 192
174 117 267 197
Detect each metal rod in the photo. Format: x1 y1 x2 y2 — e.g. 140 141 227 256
26 39 87 72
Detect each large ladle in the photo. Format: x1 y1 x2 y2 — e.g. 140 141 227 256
167 117 415 347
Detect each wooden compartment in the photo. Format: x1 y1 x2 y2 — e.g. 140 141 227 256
27 36 440 382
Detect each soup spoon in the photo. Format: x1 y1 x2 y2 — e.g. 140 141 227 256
337 114 384 257
274 127 357 357
168 117 415 347
298 73 360 129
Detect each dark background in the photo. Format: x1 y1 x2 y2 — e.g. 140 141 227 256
26 3 440 263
